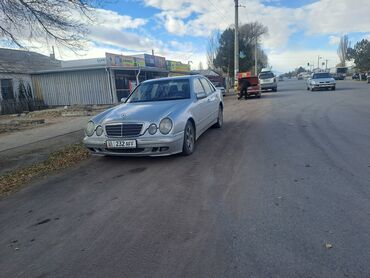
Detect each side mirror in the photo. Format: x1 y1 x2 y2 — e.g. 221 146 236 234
196 92 207 100
120 97 127 103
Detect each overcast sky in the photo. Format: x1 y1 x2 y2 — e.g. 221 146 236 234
9 0 370 72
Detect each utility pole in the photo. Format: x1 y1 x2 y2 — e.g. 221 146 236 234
254 37 258 76
325 59 328 70
234 0 239 92
317 56 322 69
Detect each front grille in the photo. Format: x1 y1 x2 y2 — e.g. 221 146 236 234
105 124 143 137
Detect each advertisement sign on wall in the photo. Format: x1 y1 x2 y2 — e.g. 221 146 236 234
144 54 166 69
166 60 191 72
106 53 145 68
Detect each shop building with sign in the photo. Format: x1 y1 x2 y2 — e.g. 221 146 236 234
32 53 173 106
0 48 195 109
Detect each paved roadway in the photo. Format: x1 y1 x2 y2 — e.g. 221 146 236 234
1 80 370 278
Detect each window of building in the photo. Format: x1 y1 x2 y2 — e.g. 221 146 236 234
1 79 14 100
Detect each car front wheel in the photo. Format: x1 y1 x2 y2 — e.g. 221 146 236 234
214 106 223 128
182 121 195 155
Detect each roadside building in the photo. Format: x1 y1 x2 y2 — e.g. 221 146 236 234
32 52 173 106
0 48 193 112
0 48 60 114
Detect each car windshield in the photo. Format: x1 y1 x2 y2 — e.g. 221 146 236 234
259 72 274 79
127 79 190 103
313 73 330 79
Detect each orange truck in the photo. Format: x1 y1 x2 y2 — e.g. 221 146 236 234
237 72 261 99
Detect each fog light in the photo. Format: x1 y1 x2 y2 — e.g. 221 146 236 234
96 125 103 136
148 124 157 135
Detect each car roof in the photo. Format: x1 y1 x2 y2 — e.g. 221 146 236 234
141 75 203 84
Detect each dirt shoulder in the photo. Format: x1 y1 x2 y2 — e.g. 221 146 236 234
0 142 90 198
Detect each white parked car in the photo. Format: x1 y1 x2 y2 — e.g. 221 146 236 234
307 72 336 91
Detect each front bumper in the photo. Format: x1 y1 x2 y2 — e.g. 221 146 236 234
260 83 277 90
83 132 184 157
313 83 335 89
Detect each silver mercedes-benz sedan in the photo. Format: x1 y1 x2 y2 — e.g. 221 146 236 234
83 75 224 156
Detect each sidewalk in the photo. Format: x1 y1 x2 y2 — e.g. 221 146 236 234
0 116 91 176
0 116 90 152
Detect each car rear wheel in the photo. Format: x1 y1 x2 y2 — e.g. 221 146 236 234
332 86 336 90
214 106 223 128
182 121 195 155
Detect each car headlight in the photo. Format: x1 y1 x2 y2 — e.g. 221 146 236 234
159 118 173 135
96 125 103 136
85 121 95 137
148 124 157 135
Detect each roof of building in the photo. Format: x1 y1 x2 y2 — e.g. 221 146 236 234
0 48 61 74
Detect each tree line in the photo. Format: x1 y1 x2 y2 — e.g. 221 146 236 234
207 22 269 77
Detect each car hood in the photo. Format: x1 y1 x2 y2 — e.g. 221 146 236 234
99 100 189 124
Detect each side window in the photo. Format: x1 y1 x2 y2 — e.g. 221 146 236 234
200 78 212 95
207 80 216 92
193 78 205 94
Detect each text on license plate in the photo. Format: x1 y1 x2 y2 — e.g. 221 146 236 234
106 140 137 149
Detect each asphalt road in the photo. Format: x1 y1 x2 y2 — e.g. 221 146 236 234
1 80 370 278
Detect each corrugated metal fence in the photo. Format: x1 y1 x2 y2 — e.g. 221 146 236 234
32 69 113 106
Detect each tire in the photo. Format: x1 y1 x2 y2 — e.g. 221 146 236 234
332 86 336 91
307 87 310 91
273 88 277 92
214 106 223 128
182 121 195 156
311 87 315 91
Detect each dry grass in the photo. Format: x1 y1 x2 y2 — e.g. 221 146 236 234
0 143 90 197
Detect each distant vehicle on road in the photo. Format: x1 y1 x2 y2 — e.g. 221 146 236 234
367 71 370 83
83 75 223 157
352 73 360 80
278 75 284 81
330 67 348 80
259 71 277 92
212 81 226 96
307 72 336 91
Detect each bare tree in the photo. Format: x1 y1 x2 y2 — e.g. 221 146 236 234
337 35 350 67
0 0 96 50
206 31 220 70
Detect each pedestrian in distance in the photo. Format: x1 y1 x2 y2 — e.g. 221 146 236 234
238 79 251 100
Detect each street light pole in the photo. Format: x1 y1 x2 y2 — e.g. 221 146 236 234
317 56 322 69
234 0 239 91
254 37 258 76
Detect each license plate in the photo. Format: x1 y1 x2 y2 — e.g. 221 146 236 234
106 140 137 149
